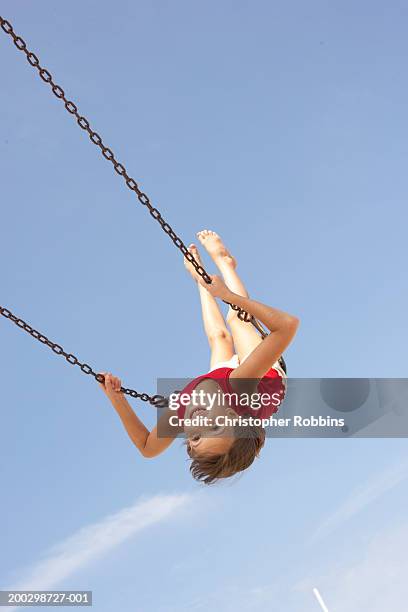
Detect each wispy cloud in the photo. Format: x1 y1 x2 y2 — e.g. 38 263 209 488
3 493 192 608
310 458 408 542
179 458 408 612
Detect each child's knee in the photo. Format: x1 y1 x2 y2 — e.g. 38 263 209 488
208 328 232 345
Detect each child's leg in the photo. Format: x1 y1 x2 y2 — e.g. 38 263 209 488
197 230 262 363
185 244 235 370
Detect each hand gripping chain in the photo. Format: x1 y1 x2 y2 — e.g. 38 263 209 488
0 306 168 407
0 16 259 323
0 16 270 401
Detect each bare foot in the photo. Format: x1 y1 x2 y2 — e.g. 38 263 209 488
183 244 203 282
197 230 237 268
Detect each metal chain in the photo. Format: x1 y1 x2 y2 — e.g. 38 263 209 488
0 305 168 407
0 15 272 399
0 15 257 327
0 19 208 278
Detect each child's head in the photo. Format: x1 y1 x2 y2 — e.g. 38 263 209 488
184 406 266 484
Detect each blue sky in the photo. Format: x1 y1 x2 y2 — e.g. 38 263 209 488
1 1 408 610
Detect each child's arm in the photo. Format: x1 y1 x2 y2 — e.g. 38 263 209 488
199 275 299 382
100 373 175 458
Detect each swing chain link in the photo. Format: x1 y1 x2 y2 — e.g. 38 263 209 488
0 16 272 397
0 17 212 283
0 306 169 407
0 15 257 324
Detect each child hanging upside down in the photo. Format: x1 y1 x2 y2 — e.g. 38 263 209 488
100 230 299 484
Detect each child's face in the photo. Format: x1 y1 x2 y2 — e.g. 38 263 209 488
183 400 237 457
